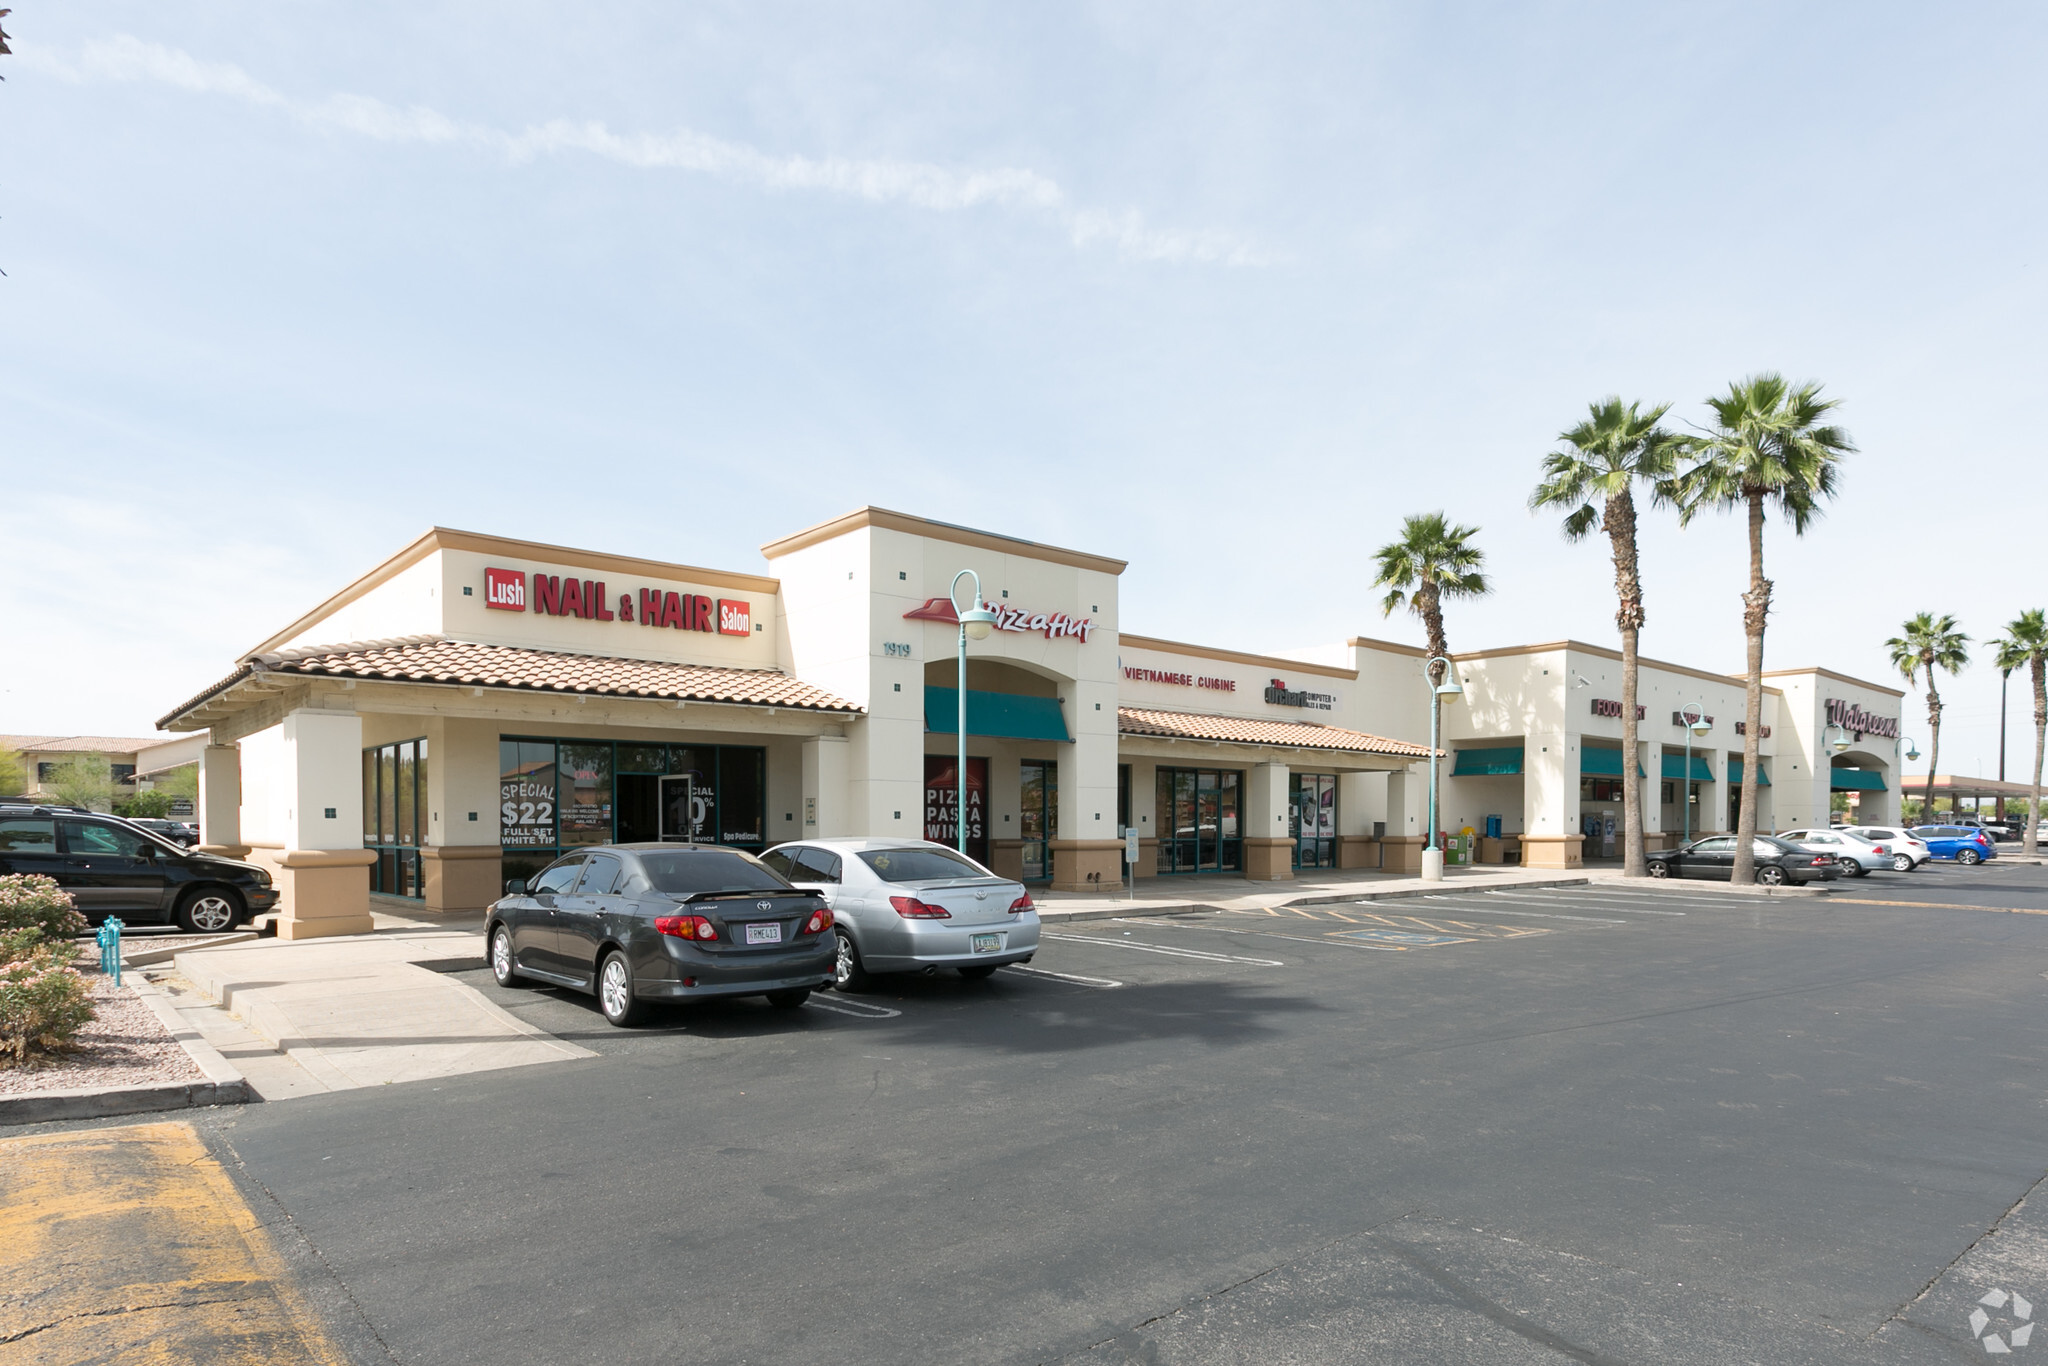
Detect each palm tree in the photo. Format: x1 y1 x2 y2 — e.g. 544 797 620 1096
1887 613 1970 826
1530 398 1681 878
1372 514 1489 850
1992 609 2047 856
1667 375 1853 885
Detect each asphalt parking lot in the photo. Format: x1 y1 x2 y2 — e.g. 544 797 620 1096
78 862 2048 1364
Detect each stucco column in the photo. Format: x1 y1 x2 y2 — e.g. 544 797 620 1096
1521 732 1582 868
1700 755 1728 834
1337 769 1380 869
1050 682 1122 893
802 735 851 839
197 743 248 858
273 709 375 940
1641 741 1667 850
1244 761 1294 881
421 716 503 915
1381 769 1424 874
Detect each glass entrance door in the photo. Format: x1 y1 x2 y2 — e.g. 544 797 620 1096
1020 759 1056 881
1155 767 1242 873
1291 773 1337 869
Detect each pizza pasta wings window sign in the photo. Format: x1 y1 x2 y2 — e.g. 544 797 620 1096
902 597 1094 641
482 567 753 638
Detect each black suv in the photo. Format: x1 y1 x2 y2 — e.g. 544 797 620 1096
0 805 279 932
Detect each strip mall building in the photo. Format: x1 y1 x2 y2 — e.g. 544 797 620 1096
159 509 1906 938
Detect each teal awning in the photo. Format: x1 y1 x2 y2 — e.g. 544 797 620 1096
1452 746 1524 776
924 687 1070 743
1660 753 1714 782
1581 748 1647 778
1831 767 1887 792
1728 758 1772 787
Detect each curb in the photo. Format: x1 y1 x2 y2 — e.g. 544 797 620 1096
0 975 252 1127
123 931 260 968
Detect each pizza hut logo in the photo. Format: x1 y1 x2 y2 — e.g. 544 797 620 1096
484 568 527 612
902 597 1094 641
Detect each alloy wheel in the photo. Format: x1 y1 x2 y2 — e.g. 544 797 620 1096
835 933 856 988
492 928 514 983
601 957 631 1019
1893 854 1913 872
1758 866 1786 885
185 894 236 933
1647 862 1669 878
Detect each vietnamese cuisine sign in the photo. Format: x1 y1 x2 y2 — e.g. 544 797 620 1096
903 597 1095 642
483 567 751 638
1123 666 1236 692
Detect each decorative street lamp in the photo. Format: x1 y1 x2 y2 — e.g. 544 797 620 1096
1679 702 1712 843
1825 722 1854 754
1420 655 1464 883
948 570 998 856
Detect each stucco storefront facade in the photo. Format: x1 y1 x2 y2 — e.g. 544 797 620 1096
160 508 1903 937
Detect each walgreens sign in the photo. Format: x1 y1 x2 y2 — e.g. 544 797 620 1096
483 568 751 638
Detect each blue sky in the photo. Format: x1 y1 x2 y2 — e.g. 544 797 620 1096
6 3 2045 779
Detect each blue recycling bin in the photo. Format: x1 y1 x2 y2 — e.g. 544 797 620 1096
1484 815 1503 839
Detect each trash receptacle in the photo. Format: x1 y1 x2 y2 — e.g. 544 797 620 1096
1445 834 1471 867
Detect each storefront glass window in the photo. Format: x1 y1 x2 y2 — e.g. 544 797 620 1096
365 738 426 898
718 749 766 845
500 737 767 881
616 744 669 775
558 744 614 847
1019 759 1056 881
1291 773 1338 869
1156 767 1242 873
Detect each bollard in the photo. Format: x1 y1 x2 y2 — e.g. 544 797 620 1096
96 917 124 986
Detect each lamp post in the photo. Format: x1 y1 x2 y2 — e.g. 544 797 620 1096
1902 735 1922 823
1679 702 1711 843
1420 655 1464 883
1999 666 2012 822
948 570 998 857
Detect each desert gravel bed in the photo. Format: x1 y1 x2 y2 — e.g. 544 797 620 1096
0 969 202 1095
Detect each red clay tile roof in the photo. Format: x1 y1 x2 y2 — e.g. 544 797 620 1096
1 734 169 754
1117 706 1433 757
158 637 861 728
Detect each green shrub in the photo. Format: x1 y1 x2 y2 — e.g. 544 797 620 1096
0 874 87 941
0 939 96 1064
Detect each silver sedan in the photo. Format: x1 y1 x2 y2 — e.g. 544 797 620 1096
759 838 1040 990
1776 827 1894 876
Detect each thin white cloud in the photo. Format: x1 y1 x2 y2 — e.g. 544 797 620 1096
33 35 1268 265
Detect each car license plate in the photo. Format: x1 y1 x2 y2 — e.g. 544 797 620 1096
745 923 782 945
971 932 1003 954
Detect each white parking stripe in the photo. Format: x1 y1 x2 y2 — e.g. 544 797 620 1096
1465 891 1686 916
1042 931 1285 967
1382 903 1626 925
1114 918 1406 951
806 997 903 1019
1004 964 1125 988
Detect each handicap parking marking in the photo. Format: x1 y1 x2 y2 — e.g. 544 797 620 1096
1042 930 1286 967
1004 964 1125 988
805 996 904 1019
1396 903 1626 925
1342 911 1552 941
1330 928 1475 947
1469 891 1687 916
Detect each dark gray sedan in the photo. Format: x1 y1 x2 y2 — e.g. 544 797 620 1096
485 844 836 1026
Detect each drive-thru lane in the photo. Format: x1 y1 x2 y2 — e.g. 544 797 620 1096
25 871 2048 1364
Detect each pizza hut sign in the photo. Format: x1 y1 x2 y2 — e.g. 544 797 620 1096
483 567 751 637
902 597 1095 642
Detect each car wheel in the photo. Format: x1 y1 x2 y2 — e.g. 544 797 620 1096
1757 865 1787 886
597 951 647 1027
1647 861 1670 878
1959 848 1982 865
958 964 998 980
831 930 874 992
1845 862 1868 878
175 887 242 934
489 926 532 989
1892 854 1914 872
765 988 811 1009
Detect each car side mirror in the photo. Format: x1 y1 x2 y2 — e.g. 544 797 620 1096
505 877 528 896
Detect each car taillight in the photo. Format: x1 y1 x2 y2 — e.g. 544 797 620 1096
889 896 950 919
655 914 718 941
1008 893 1033 914
800 907 834 935
1871 845 1888 854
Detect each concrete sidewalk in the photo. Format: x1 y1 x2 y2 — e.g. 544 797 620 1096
170 912 591 1095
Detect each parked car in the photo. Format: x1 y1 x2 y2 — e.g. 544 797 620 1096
1646 835 1841 884
123 817 200 848
1777 828 1893 877
486 843 836 1026
1842 826 1934 871
0 805 278 931
760 838 1041 991
1910 825 2000 864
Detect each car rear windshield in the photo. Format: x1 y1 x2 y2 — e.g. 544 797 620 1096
858 847 992 882
638 851 792 895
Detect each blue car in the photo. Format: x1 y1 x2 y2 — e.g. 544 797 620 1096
1910 825 1999 865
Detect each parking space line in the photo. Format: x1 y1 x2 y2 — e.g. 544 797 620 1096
1386 904 1626 925
1124 920 1409 951
1822 897 2048 916
1004 964 1125 988
1042 931 1285 966
1474 892 1687 916
806 997 903 1019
